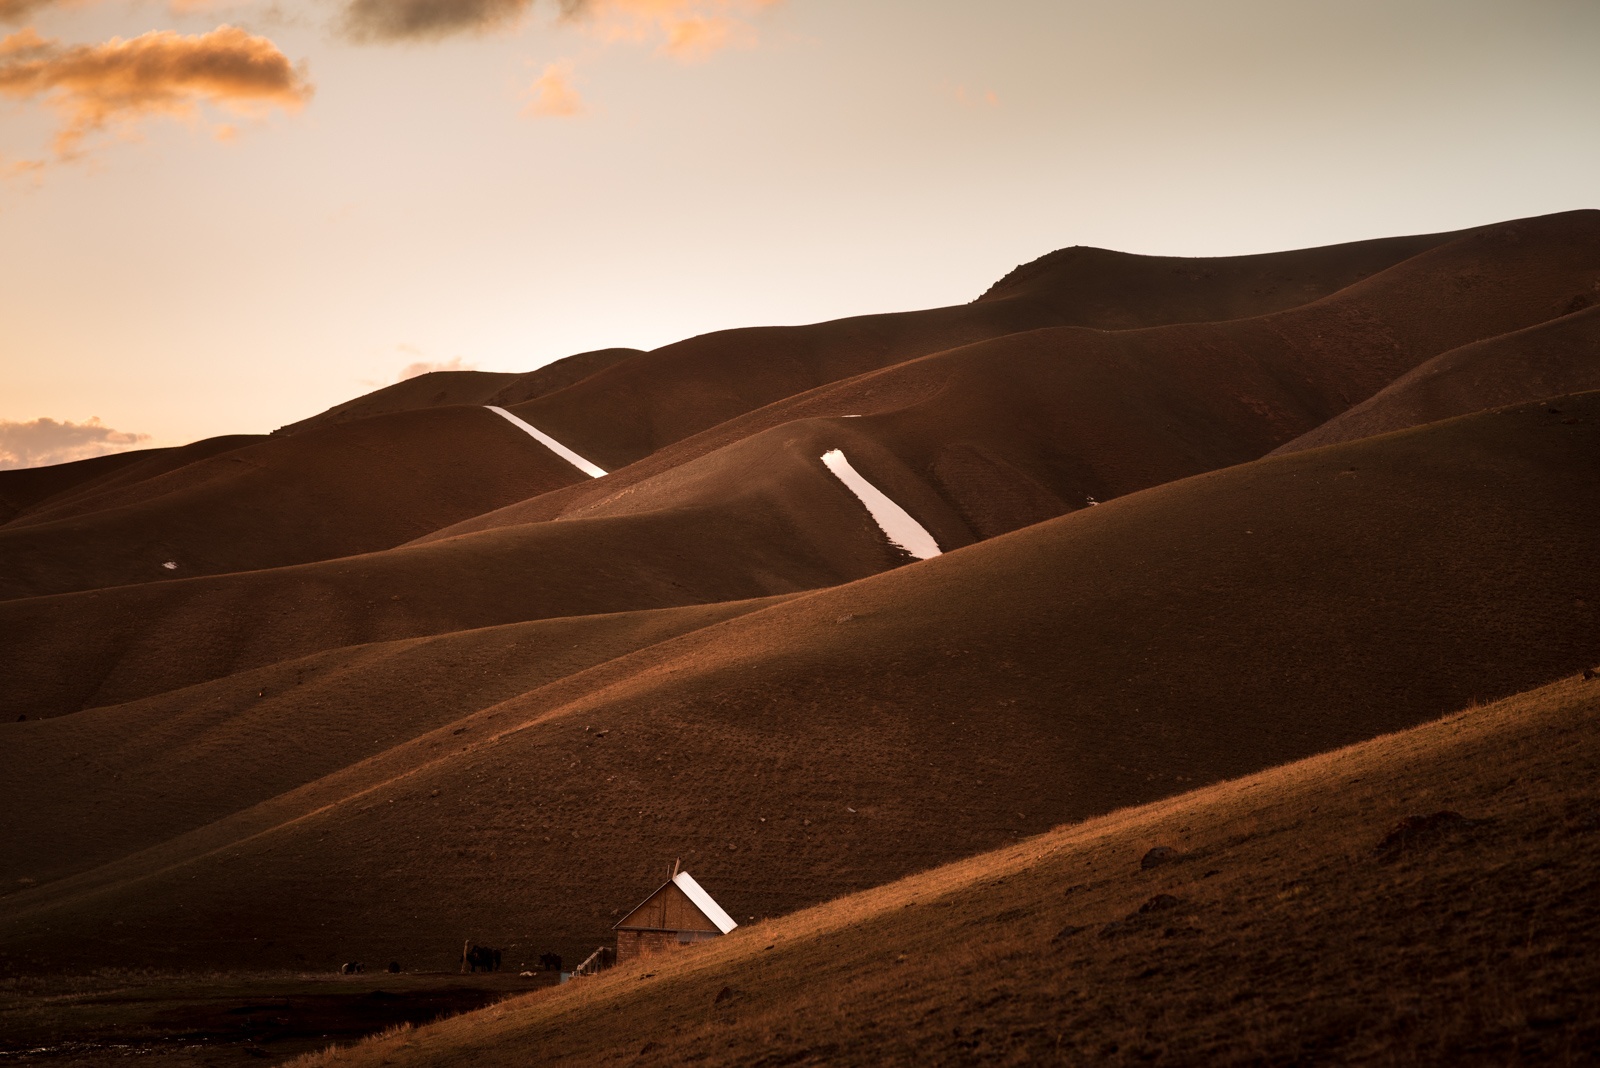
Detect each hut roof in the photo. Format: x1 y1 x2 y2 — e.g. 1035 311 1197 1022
613 870 738 935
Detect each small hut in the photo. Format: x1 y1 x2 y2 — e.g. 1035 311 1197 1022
613 865 737 962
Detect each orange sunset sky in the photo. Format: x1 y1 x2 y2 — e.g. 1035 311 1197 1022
2 0 1598 466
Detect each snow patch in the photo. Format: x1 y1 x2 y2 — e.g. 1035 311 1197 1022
484 406 606 478
820 448 941 561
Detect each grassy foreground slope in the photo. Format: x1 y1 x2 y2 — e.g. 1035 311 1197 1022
2 393 1596 974
297 670 1600 1067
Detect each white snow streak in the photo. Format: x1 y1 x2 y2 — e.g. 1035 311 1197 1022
484 406 607 478
820 448 941 561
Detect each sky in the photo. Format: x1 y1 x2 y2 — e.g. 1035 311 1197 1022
2 0 1598 465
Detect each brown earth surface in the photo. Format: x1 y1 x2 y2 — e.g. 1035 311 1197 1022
2 212 1598 1065
0 435 265 525
425 209 1600 542
287 670 1600 1067
1277 300 1600 453
2 393 1597 976
273 346 643 437
0 408 591 600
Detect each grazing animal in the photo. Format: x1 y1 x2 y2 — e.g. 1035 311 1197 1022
387 961 401 973
1584 667 1597 680
539 952 562 972
340 961 364 974
461 942 502 972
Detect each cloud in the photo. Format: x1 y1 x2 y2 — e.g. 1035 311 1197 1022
0 416 151 470
341 0 531 41
0 0 51 24
398 355 478 380
0 0 66 26
0 24 312 161
582 0 777 61
342 0 776 58
951 83 1000 109
523 59 581 116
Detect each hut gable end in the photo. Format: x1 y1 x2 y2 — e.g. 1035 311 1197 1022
613 871 738 935
615 882 722 934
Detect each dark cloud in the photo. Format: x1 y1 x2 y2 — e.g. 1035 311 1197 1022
340 0 543 42
337 0 760 46
0 417 151 470
0 0 64 26
0 25 313 158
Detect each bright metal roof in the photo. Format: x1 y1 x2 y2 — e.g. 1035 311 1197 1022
672 871 738 934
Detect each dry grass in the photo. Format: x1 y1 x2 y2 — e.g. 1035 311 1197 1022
294 673 1600 1066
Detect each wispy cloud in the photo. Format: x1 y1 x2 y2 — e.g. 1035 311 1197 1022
523 58 581 116
0 24 312 162
950 83 999 109
579 0 776 62
343 0 777 59
0 416 150 469
398 355 478 380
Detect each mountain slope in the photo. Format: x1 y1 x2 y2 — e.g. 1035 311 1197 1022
2 393 1596 973
423 209 1600 544
273 347 643 437
0 407 591 600
294 670 1600 1067
0 435 265 525
1276 301 1600 453
486 222 1488 472
0 597 786 889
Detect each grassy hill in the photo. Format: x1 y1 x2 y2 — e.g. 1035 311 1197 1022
2 211 1597 1065
2 392 1596 975
290 670 1600 1066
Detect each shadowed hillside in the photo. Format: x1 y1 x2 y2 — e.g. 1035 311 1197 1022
1276 300 1600 453
425 210 1600 543
2 214 1598 1068
2 393 1596 974
291 671 1600 1067
0 435 264 525
0 408 591 600
273 347 644 437
489 222 1487 471
0 597 787 889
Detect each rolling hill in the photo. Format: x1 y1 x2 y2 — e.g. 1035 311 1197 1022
291 669 1600 1067
1 210 1598 1066
2 391 1596 974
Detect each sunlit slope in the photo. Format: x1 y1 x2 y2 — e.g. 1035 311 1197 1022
1276 302 1600 453
3 395 1595 972
0 407 594 601
276 348 642 436
426 210 1600 544
492 223 1484 472
0 597 786 890
294 672 1600 1068
0 428 924 719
